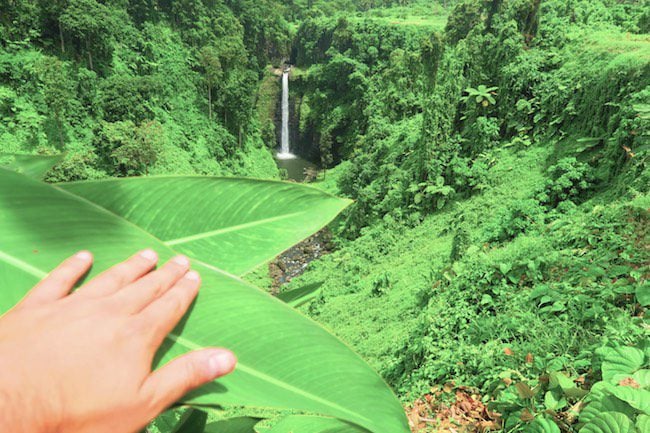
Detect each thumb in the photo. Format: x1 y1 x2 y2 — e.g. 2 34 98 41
141 349 236 413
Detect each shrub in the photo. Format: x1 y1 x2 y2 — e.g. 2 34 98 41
538 157 595 208
483 198 546 242
490 344 649 433
463 116 501 154
444 0 484 45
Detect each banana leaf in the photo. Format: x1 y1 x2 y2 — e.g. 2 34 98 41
0 169 409 433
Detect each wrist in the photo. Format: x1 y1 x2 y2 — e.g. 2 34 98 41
0 356 61 433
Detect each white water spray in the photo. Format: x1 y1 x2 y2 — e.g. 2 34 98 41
277 69 296 160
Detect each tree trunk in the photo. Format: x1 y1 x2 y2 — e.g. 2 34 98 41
485 0 503 33
58 21 65 53
525 0 543 43
56 115 65 149
208 85 212 120
86 38 94 70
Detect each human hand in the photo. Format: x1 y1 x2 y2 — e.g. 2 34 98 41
0 250 237 433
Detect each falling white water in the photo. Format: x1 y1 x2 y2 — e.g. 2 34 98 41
277 69 296 160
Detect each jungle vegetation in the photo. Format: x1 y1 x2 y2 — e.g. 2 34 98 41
1 1 649 433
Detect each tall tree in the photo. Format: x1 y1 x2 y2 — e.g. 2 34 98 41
198 45 223 121
225 0 291 67
59 0 113 70
36 56 75 148
416 33 451 183
38 0 69 53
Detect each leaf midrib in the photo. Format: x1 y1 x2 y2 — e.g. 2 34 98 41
0 250 47 279
165 211 307 246
167 333 369 423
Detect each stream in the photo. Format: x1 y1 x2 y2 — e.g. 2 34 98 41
269 229 333 290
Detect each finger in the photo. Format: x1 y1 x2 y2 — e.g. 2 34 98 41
20 251 93 307
140 349 236 415
80 250 158 298
110 256 190 314
138 271 201 348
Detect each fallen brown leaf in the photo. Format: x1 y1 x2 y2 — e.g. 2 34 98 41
619 377 640 388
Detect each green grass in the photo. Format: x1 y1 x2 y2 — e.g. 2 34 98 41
565 29 650 69
581 30 650 59
351 2 449 31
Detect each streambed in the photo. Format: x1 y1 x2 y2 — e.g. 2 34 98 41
269 229 333 290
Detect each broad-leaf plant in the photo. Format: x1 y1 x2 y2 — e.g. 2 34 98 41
0 155 410 433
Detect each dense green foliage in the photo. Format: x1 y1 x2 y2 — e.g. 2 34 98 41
0 0 292 179
288 0 648 235
271 1 649 432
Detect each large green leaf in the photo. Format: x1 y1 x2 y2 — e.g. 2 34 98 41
261 416 367 433
548 372 588 399
579 394 637 425
596 347 645 383
633 369 650 389
525 416 561 433
580 382 640 425
171 409 208 433
0 169 409 433
544 390 567 411
60 177 352 276
276 282 324 308
580 412 635 433
636 283 650 307
148 408 183 433
611 369 650 390
608 385 650 414
203 417 261 433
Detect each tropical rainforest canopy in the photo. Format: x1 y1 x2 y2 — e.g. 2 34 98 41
0 0 648 432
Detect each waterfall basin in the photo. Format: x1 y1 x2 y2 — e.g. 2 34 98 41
275 153 318 182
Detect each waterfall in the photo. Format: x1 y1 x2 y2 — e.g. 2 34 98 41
277 69 296 160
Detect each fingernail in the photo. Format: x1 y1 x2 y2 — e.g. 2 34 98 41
184 270 200 281
139 249 158 262
207 351 237 378
75 251 92 261
173 255 190 267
